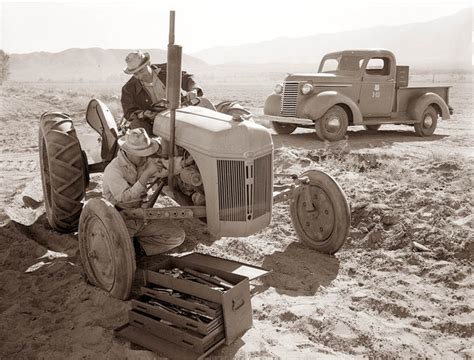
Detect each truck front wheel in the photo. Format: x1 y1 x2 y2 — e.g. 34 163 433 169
290 170 350 254
315 105 348 141
272 121 297 135
414 106 438 137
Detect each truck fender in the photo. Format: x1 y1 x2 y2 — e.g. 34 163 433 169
263 93 281 116
303 91 363 125
408 92 450 121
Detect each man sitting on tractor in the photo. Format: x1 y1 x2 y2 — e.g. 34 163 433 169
121 50 203 135
102 127 185 255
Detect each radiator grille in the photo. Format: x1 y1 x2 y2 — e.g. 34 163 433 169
217 153 272 222
280 81 299 117
253 154 272 218
217 160 246 221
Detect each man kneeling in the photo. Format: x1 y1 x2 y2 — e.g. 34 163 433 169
102 128 185 255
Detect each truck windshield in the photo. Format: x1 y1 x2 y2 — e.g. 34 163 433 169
319 55 365 75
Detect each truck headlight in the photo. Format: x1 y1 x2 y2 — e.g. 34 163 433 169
301 83 313 95
274 83 283 94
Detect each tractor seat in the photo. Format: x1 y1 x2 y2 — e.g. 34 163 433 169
86 99 119 162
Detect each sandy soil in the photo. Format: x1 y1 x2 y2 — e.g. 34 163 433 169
0 81 472 359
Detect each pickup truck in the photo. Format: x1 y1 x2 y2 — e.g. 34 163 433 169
264 49 454 141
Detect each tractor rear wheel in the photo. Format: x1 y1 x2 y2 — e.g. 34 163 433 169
414 106 438 137
315 105 348 141
290 170 350 254
272 121 297 135
39 112 87 232
79 198 136 300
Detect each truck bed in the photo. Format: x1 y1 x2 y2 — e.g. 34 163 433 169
397 85 450 113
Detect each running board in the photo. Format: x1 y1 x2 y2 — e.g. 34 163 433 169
259 114 314 126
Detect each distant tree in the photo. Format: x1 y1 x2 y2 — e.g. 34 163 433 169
0 50 10 84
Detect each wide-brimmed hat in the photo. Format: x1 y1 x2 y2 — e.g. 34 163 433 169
123 50 151 74
118 128 159 156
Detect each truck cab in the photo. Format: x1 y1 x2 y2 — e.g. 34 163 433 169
264 49 452 141
319 49 397 116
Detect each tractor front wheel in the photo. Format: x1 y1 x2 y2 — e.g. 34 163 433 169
39 112 87 232
290 170 350 254
78 198 136 300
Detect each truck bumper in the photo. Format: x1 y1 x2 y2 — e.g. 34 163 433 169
259 114 314 126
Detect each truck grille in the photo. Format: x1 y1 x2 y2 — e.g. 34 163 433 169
280 81 299 117
217 153 272 222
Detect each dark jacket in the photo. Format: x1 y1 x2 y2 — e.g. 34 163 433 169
121 63 202 121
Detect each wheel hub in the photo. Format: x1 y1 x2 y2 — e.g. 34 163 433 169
326 116 341 133
423 115 433 128
297 186 335 242
86 218 115 291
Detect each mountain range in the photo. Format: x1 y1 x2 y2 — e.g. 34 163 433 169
193 8 472 69
7 8 472 82
9 48 207 82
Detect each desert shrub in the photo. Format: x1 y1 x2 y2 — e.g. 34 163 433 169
0 50 10 84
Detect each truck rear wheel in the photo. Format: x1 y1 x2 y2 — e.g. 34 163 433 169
272 121 297 135
290 170 350 254
363 124 381 131
39 112 87 232
79 198 136 300
414 106 437 137
315 105 348 141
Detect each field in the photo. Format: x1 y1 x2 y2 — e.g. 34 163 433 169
0 77 473 358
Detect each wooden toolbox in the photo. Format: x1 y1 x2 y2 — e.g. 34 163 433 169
115 253 269 359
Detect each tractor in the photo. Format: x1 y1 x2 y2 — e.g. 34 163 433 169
38 12 351 300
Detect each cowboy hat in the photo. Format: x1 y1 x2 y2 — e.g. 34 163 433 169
123 50 151 75
118 128 159 156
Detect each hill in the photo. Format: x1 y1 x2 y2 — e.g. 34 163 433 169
193 8 472 69
9 48 208 82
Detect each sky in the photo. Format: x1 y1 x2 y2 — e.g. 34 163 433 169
1 0 472 54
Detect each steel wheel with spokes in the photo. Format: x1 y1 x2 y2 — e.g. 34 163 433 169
290 170 350 254
79 198 135 300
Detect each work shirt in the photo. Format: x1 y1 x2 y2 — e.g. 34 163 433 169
141 69 166 104
102 150 147 208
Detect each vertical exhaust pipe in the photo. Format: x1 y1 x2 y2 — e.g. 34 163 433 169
166 10 182 193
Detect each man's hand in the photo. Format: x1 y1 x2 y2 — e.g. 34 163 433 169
139 158 163 186
183 89 200 105
143 110 157 119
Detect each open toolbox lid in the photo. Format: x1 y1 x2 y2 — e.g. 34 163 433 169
178 252 270 281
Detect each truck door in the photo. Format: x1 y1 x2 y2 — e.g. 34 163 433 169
358 56 395 117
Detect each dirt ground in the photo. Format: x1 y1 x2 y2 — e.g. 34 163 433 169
0 80 472 359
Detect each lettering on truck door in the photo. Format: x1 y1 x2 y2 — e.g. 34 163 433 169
358 56 396 117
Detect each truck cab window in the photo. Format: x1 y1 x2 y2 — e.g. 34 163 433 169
319 55 364 75
337 56 363 72
366 57 390 76
320 58 339 73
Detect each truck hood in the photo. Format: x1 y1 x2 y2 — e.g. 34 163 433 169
285 73 353 84
153 106 273 158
